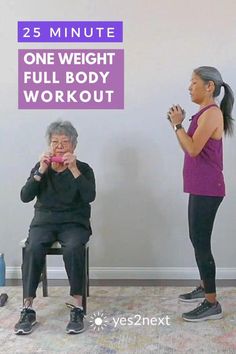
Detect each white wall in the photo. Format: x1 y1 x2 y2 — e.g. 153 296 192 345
0 0 235 278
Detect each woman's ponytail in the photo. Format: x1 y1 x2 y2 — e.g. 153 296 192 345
220 82 234 136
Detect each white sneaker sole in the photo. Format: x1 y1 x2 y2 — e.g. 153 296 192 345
182 313 223 322
179 297 205 303
66 327 85 334
14 320 37 335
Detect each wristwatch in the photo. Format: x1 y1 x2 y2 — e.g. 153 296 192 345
174 123 183 132
33 169 44 181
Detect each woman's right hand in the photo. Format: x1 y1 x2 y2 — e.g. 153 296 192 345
39 152 52 174
167 104 186 125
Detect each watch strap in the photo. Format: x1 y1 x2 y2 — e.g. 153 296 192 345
34 169 44 178
174 123 183 132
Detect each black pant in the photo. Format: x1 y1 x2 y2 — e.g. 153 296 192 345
22 223 90 298
188 194 223 294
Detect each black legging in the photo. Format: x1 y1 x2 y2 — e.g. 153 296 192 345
188 194 223 294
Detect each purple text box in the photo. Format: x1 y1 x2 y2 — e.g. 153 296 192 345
18 21 123 42
18 49 124 109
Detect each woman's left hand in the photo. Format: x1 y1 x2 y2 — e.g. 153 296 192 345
63 152 77 170
167 104 185 125
63 152 81 178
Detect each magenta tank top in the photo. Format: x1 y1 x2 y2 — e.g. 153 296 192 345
183 104 225 196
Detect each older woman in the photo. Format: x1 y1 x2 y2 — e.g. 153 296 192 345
14 120 96 335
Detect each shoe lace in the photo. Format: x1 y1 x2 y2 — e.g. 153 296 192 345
19 308 30 323
192 286 203 294
66 303 84 322
193 299 210 314
72 309 82 321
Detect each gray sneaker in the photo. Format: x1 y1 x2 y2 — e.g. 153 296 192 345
66 303 85 334
14 308 36 335
182 299 223 322
178 286 205 303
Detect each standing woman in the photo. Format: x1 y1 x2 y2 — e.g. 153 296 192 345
167 66 234 322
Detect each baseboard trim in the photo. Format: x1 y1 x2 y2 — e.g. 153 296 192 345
6 266 236 280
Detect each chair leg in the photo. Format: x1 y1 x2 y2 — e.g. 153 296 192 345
41 258 48 297
82 246 87 315
87 246 89 297
22 247 25 306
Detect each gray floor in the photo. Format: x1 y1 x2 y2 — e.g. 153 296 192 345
1 285 236 353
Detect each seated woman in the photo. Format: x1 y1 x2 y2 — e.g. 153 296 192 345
14 120 96 335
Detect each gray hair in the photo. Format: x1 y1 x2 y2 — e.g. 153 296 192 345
45 120 78 146
194 66 223 97
194 66 234 136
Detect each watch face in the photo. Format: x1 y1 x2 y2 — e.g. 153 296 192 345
175 124 182 131
34 170 43 177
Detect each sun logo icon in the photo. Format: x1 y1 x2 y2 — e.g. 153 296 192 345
89 311 109 331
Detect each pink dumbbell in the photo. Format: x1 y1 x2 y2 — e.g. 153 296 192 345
50 156 64 164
